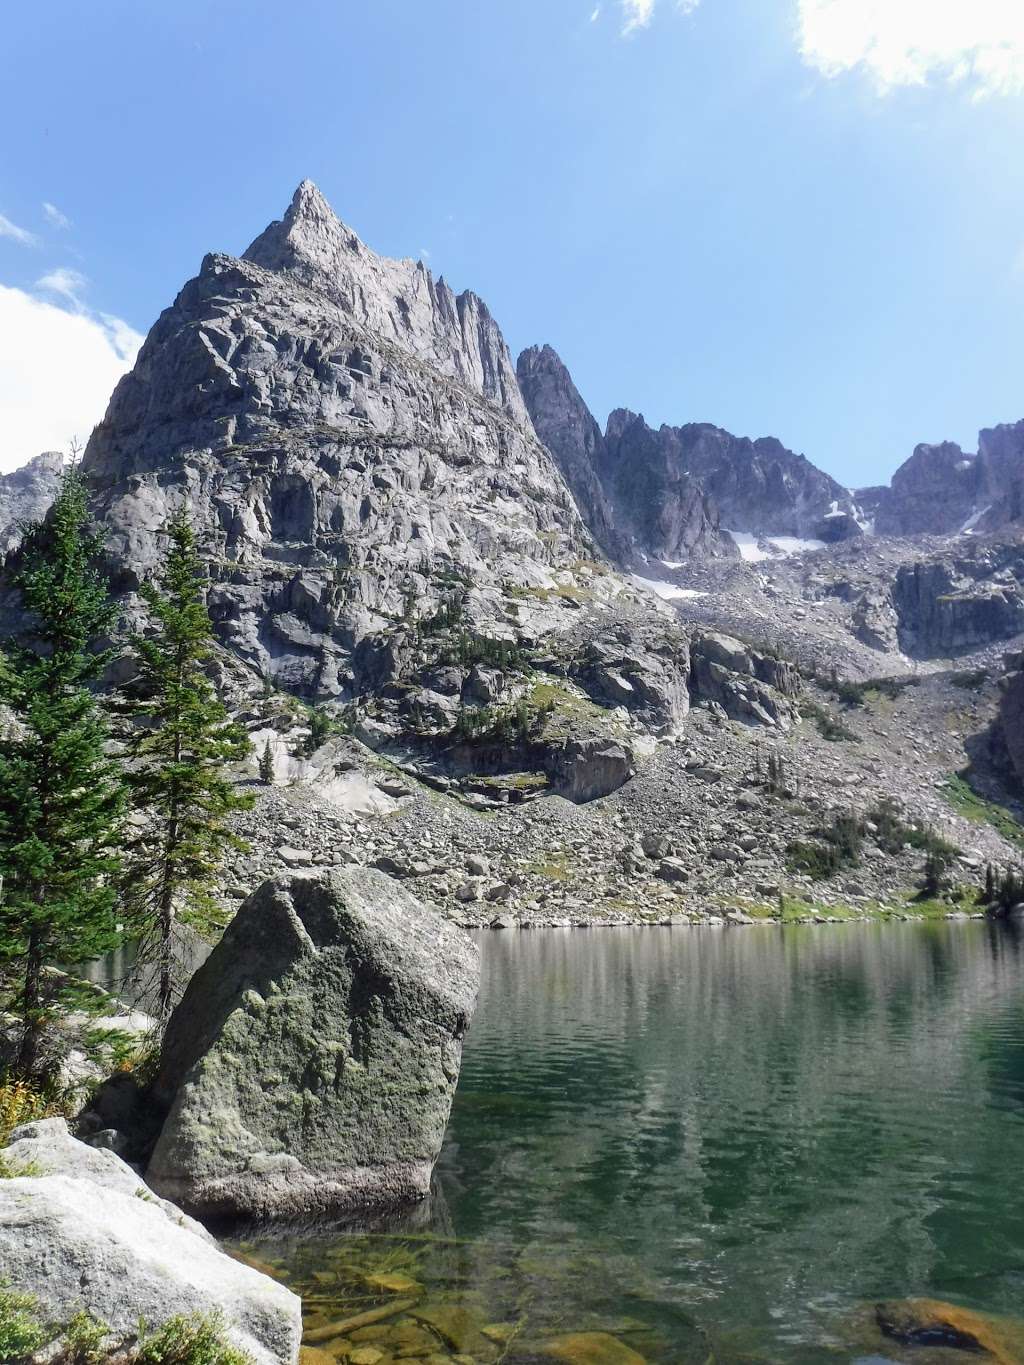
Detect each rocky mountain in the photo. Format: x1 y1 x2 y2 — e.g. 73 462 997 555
518 344 864 567
865 421 1024 538
70 182 690 802
0 450 65 555
0 183 1021 964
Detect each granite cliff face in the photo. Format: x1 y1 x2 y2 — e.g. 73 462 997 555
0 450 64 554
518 344 862 567
74 183 690 799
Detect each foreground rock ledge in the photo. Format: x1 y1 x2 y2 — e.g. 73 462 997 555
147 868 480 1222
0 1119 301 1365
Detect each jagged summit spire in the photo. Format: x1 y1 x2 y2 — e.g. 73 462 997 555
243 180 364 275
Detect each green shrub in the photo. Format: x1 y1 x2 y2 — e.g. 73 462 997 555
833 675 920 706
786 839 843 879
800 697 857 742
980 864 1024 913
136 1311 252 1365
60 1310 108 1364
786 810 865 879
919 830 959 898
0 1285 46 1360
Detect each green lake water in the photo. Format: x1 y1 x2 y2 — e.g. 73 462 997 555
247 921 1024 1363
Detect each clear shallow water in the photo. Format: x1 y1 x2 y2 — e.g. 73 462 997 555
246 921 1024 1363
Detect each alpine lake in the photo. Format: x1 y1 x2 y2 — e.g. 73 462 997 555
230 920 1024 1365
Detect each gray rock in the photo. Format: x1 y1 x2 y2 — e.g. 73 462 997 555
548 737 635 803
0 451 65 556
656 857 690 883
0 1121 300 1365
278 845 313 867
147 869 479 1221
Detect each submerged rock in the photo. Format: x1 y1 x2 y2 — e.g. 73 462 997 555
539 1331 648 1365
876 1297 1024 1363
147 868 480 1221
0 1119 301 1365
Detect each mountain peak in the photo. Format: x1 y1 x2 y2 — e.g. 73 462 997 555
243 180 363 277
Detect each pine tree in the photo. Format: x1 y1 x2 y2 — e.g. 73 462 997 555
0 472 126 1075
258 739 275 786
124 512 252 1026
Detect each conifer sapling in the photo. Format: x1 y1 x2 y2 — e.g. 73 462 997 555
124 511 252 1026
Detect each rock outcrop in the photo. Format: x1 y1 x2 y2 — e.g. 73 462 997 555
146 868 479 1221
690 631 801 727
869 420 1024 538
0 450 64 555
0 1119 301 1365
892 551 1024 656
993 654 1024 792
516 344 624 559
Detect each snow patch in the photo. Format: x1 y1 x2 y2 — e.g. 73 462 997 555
959 505 991 535
725 530 826 560
631 574 708 602
724 530 769 562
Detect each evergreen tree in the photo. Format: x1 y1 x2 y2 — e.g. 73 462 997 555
0 472 126 1075
124 512 252 1026
258 739 275 785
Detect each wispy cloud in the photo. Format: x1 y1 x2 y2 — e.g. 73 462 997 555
797 0 1024 98
590 5 602 21
0 213 38 248
619 0 699 36
42 201 71 230
36 267 88 305
0 284 143 471
621 0 656 34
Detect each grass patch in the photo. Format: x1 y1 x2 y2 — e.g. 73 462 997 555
525 855 571 882
944 773 1024 850
0 1077 55 1147
528 681 615 733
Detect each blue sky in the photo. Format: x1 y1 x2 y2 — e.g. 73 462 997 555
2 0 1023 484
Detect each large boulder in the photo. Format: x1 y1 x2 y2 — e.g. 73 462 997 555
146 869 479 1221
0 1119 301 1365
547 737 636 803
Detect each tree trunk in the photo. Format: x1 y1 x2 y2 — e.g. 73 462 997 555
16 925 45 1077
157 875 175 1029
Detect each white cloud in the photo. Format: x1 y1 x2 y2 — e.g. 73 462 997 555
0 284 143 472
797 0 1024 97
0 213 38 248
590 5 602 21
36 267 89 305
42 201 71 230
